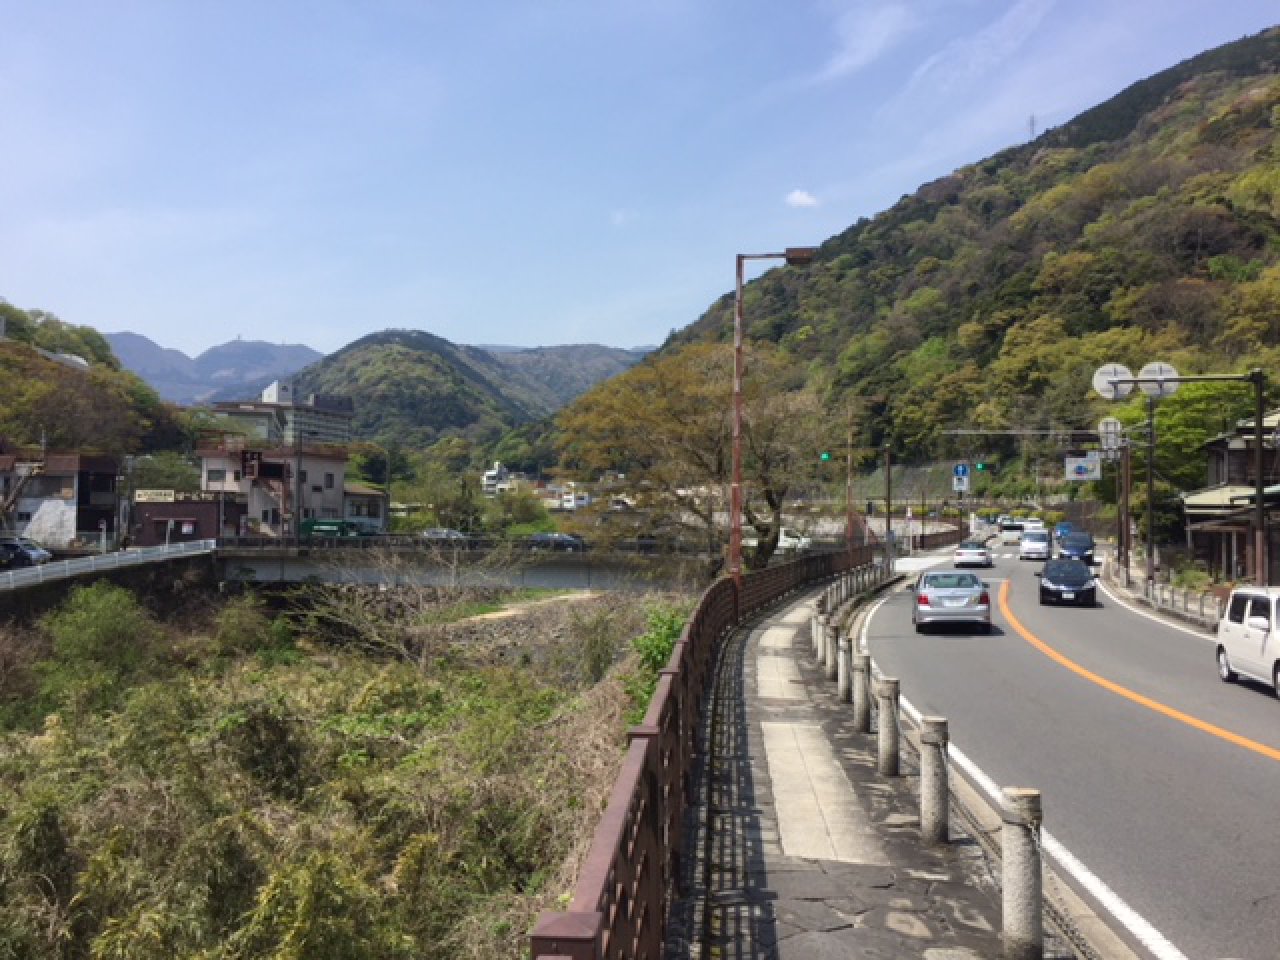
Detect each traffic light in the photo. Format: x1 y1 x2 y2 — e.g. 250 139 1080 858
975 461 986 471
820 451 832 462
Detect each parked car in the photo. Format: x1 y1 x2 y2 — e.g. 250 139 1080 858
0 539 53 566
952 540 994 568
1057 532 1096 564
743 526 812 553
1018 529 1052 561
1036 559 1097 606
421 527 468 544
528 532 587 552
912 571 992 633
1216 586 1280 692
1053 521 1074 540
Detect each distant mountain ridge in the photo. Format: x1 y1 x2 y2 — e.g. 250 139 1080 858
279 330 646 448
105 333 323 405
110 328 647 448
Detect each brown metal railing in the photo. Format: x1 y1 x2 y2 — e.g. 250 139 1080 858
528 543 882 960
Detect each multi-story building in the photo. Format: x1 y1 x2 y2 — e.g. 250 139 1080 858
212 381 354 446
1181 410 1280 582
0 450 119 549
198 437 349 537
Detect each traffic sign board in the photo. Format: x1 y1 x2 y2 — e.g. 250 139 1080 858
953 463 969 478
953 474 969 492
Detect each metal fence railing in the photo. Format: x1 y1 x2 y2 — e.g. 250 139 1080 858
0 539 217 593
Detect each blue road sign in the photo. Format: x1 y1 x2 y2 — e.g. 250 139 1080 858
953 463 969 478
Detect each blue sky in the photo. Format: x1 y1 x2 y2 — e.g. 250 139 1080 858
2 2 1277 357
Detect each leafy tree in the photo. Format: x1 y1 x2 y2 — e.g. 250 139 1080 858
558 342 825 573
127 451 201 493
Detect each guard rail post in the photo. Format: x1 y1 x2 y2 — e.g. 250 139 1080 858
824 619 838 681
874 676 900 776
852 653 872 733
920 716 949 844
836 635 852 701
1001 787 1043 960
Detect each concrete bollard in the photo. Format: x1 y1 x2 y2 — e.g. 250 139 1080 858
837 636 852 701
874 677 900 776
824 620 838 681
920 717 949 844
1001 787 1043 960
814 614 827 659
852 653 871 732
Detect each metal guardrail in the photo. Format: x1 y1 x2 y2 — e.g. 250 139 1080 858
528 543 880 959
0 539 217 593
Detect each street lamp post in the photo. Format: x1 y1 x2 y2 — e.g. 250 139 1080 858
729 246 818 587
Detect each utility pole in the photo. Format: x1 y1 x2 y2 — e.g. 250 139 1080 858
884 444 894 569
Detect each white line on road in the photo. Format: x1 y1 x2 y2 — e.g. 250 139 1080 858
874 610 1189 960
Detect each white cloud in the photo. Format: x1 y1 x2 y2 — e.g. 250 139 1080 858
610 208 638 227
817 3 916 82
905 0 1056 95
785 189 819 208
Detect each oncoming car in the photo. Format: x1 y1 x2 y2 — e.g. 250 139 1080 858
912 571 992 634
952 540 993 567
1036 559 1097 606
999 521 1024 545
1019 529 1052 561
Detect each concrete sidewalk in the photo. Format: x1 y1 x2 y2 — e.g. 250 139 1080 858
667 583 1077 959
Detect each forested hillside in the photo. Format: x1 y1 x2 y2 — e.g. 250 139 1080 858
290 330 643 449
667 27 1280 460
0 304 186 452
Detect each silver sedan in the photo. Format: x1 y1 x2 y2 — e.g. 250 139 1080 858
912 571 992 633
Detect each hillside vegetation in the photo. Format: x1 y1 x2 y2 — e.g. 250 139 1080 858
668 27 1280 463
0 581 690 959
287 330 644 450
0 305 187 452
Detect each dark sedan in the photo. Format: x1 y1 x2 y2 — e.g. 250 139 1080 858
528 532 587 552
1057 532 1096 564
1037 558 1098 606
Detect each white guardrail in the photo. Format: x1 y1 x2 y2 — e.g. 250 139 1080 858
0 539 217 593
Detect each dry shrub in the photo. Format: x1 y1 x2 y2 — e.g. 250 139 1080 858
450 666 636 960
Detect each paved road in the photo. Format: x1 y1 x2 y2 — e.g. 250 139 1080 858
867 547 1280 960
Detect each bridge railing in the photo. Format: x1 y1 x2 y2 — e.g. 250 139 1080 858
0 539 217 593
528 542 880 960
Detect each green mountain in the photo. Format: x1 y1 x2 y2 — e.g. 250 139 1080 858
290 330 644 449
666 26 1280 459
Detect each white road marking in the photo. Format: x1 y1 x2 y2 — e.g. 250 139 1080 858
870 605 1189 960
1096 579 1216 642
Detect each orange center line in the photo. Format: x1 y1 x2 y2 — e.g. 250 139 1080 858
998 580 1280 763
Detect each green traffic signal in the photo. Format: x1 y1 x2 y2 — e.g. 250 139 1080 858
820 451 831 462
975 462 986 471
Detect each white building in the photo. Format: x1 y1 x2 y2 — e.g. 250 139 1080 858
198 438 348 537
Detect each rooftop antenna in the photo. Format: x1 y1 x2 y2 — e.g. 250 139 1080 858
1029 114 1036 140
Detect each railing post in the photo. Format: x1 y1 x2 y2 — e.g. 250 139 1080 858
874 676 900 776
837 635 852 701
815 614 829 661
852 653 872 733
920 717 949 844
1001 788 1043 960
824 619 838 681
529 911 604 960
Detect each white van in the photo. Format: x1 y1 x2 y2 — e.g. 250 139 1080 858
999 521 1023 545
1216 586 1280 692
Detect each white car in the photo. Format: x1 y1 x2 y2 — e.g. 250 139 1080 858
1018 530 1051 561
999 521 1023 544
1216 586 1280 693
953 540 994 567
